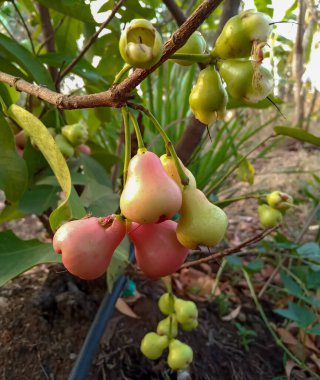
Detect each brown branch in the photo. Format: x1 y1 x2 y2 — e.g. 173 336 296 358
58 0 126 82
36 16 65 55
180 226 278 269
38 4 59 86
0 0 223 110
162 0 186 26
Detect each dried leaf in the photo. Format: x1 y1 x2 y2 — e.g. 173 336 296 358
222 305 242 321
115 298 140 319
285 360 298 378
310 353 320 371
277 327 298 346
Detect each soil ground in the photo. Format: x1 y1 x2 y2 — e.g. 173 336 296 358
0 143 319 380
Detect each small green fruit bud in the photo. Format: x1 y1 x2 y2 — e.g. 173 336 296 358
119 19 163 69
62 123 88 146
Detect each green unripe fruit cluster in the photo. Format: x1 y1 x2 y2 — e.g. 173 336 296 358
258 190 293 228
141 293 198 370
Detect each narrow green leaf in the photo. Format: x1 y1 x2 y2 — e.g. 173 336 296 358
0 112 28 202
37 0 96 24
254 0 273 17
274 126 320 146
7 104 85 230
0 33 54 89
0 230 61 287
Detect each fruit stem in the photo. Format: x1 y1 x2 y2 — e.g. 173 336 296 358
121 107 131 185
114 63 132 84
128 110 145 150
170 53 212 64
132 103 189 186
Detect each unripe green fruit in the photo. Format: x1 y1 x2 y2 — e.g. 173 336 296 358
160 154 196 190
119 19 163 69
62 123 88 146
266 191 293 210
240 9 272 42
189 66 228 124
172 31 206 66
258 204 283 228
177 187 228 249
219 59 273 103
174 298 198 324
212 10 272 59
167 339 193 370
157 315 178 339
158 293 175 315
140 332 169 360
180 319 198 332
54 134 74 158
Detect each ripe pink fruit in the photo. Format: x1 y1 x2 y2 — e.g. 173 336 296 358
120 150 182 224
77 144 91 155
128 220 189 278
53 215 126 280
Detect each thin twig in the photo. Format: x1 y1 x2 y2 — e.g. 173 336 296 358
180 226 278 269
11 0 36 55
36 16 65 55
58 0 126 82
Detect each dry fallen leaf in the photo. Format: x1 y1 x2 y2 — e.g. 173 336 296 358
115 298 140 319
285 360 299 378
222 305 242 321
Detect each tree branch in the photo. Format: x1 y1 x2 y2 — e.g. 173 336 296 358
0 0 223 110
38 3 59 86
58 0 126 82
180 226 278 269
162 0 186 26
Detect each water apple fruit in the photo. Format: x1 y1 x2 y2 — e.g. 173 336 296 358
53 215 126 280
128 220 189 278
120 150 182 224
177 187 228 249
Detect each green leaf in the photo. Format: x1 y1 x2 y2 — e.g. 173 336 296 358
237 156 255 185
37 0 95 24
18 185 59 214
274 301 317 329
246 258 263 272
7 104 85 230
0 230 61 287
107 237 130 292
280 271 303 297
297 242 320 260
0 203 24 224
283 0 298 21
0 33 54 89
226 254 242 267
254 0 273 17
274 126 320 147
0 112 28 202
307 324 320 335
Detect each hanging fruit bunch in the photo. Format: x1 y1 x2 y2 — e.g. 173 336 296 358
258 191 293 228
51 9 276 372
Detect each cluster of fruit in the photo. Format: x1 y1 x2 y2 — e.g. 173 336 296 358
141 292 197 370
119 10 274 125
53 148 228 280
258 190 293 228
14 122 91 158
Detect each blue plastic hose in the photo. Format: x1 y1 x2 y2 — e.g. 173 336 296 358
68 244 135 380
